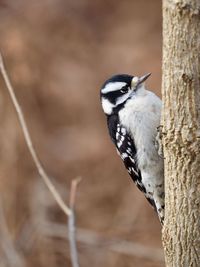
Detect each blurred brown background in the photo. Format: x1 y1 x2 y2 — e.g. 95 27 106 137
0 0 163 266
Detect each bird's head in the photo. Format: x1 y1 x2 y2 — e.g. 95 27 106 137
100 73 151 115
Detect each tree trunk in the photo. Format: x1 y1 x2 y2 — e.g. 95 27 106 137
162 0 200 266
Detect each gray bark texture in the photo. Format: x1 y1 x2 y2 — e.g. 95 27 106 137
162 0 200 266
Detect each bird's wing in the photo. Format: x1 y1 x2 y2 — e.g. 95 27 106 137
107 115 143 188
107 115 157 211
115 123 143 184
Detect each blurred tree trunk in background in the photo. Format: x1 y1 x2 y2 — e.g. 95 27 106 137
162 0 200 266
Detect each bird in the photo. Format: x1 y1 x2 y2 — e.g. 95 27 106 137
100 73 164 224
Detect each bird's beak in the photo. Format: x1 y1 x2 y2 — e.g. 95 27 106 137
138 73 151 84
131 73 151 89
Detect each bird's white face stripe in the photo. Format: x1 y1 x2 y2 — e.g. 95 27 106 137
101 97 114 115
115 92 132 106
101 82 127 94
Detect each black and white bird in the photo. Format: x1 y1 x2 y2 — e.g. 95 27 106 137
100 73 164 224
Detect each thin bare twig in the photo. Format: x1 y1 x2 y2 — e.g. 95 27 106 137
0 53 81 267
0 52 71 217
69 177 82 209
68 178 81 267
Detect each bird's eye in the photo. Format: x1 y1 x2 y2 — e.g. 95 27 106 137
120 86 129 93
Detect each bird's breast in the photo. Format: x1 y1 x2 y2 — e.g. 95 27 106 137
118 92 162 170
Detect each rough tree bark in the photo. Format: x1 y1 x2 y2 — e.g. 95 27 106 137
162 0 200 266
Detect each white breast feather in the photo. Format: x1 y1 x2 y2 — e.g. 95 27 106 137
118 87 163 191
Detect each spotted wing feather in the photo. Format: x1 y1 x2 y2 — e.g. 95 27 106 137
107 115 141 184
107 115 157 211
